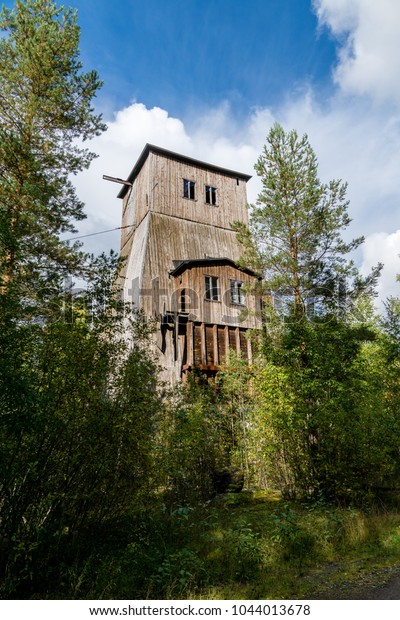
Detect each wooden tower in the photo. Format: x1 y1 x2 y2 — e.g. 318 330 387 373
116 144 260 385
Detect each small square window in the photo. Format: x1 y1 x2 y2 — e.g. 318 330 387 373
205 275 219 301
230 280 245 305
183 179 195 200
205 185 217 205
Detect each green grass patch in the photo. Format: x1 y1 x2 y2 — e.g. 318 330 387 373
26 493 400 599
142 494 400 600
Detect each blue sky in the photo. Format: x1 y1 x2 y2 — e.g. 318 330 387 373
73 0 400 304
3 0 400 303
74 0 337 121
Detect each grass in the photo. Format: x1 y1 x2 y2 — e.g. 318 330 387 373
132 491 400 600
17 491 400 599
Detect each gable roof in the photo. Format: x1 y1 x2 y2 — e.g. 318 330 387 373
117 143 252 199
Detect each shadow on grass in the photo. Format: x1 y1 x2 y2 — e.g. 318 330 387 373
5 491 400 599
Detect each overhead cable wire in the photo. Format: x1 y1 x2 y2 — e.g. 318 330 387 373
64 224 134 242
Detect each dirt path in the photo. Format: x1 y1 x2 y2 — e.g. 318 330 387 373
354 572 400 600
311 563 400 599
335 566 400 600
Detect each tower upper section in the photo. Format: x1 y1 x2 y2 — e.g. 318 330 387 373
119 144 251 256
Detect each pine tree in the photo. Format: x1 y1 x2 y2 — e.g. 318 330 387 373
234 123 380 321
233 124 385 501
0 0 105 310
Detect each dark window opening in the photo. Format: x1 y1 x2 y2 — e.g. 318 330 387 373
205 275 219 301
230 280 245 305
205 185 217 205
179 288 186 312
183 179 195 200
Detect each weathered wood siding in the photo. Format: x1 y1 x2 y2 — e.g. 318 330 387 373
117 145 257 385
184 323 251 371
120 155 151 258
145 151 249 229
121 150 248 233
176 263 260 329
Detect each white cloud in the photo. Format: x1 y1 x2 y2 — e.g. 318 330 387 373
71 103 192 254
73 88 400 306
73 96 400 303
360 231 400 304
313 0 359 33
73 101 262 245
313 0 400 103
309 0 400 304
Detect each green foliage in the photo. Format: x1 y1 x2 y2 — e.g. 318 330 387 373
216 352 257 481
271 504 315 565
252 315 400 502
233 123 381 319
0 254 161 598
158 354 259 505
158 376 233 503
50 494 400 600
0 0 105 311
221 519 262 580
231 125 393 504
2 50 400 599
152 547 205 597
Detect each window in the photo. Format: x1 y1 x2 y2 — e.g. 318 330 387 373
205 275 219 301
230 280 245 305
183 178 195 200
205 185 217 205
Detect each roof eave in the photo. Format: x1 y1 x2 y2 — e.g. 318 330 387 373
117 143 252 199
169 257 259 278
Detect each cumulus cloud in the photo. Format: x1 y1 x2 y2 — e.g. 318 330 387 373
71 103 191 254
313 0 400 103
310 0 400 304
72 94 400 303
360 231 400 304
73 101 262 247
73 0 400 306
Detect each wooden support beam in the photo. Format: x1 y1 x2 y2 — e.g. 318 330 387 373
247 336 253 364
186 321 193 366
213 324 219 367
235 326 240 356
225 325 229 360
200 323 207 366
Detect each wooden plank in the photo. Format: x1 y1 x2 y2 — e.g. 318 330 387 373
239 329 248 359
200 323 206 365
218 326 226 364
228 326 236 352
247 336 252 364
213 324 219 366
186 321 193 366
205 325 214 365
193 324 202 366
235 327 240 355
152 277 159 316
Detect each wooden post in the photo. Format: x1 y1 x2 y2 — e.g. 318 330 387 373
213 324 219 366
235 327 240 356
186 321 193 366
247 337 252 364
200 323 206 366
